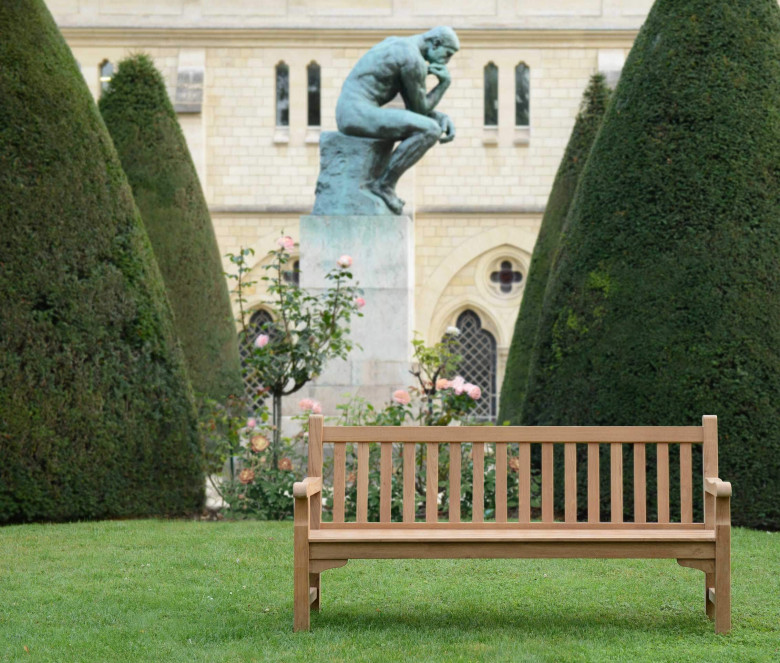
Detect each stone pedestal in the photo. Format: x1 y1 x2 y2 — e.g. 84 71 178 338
298 215 413 414
312 132 396 216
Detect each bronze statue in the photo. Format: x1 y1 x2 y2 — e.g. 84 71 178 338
333 27 459 215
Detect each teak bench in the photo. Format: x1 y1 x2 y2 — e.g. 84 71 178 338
293 415 731 633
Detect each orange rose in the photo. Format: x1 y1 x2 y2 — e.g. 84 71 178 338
238 468 255 484
278 457 293 471
250 434 270 453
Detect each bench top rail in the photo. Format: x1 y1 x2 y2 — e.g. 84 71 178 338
321 426 704 444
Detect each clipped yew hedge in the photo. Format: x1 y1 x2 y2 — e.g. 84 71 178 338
0 0 203 523
99 54 242 403
520 0 780 529
499 74 610 425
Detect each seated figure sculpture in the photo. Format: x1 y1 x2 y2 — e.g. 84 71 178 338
330 26 459 215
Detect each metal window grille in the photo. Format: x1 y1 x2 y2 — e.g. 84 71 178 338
239 309 274 414
450 310 497 421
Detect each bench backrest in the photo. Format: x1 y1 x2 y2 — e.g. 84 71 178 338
307 415 719 528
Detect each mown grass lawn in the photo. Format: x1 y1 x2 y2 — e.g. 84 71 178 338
0 520 777 662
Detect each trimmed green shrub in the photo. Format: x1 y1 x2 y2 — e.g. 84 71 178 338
499 74 610 425
99 54 242 403
0 0 203 522
521 0 780 529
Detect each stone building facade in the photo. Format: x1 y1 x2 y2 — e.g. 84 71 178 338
50 0 658 419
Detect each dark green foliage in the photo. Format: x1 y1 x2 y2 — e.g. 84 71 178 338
521 0 780 529
99 55 242 403
0 0 203 522
499 75 611 425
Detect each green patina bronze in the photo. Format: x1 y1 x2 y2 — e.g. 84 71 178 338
313 26 459 216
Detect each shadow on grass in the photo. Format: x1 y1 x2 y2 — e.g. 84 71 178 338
312 601 712 635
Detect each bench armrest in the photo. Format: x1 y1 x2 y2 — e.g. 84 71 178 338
704 477 732 497
293 477 322 499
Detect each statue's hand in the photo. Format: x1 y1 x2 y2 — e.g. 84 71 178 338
428 63 451 86
437 114 455 144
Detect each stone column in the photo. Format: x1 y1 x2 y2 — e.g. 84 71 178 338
299 215 413 414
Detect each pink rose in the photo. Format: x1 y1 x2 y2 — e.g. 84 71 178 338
451 376 466 395
355 297 366 309
276 235 295 252
436 378 452 390
337 255 353 268
312 402 322 414
393 389 411 405
467 384 482 400
299 398 314 411
254 334 269 348
246 418 257 429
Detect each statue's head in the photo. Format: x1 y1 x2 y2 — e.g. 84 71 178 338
421 26 459 65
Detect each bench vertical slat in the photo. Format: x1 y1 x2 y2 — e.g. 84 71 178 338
542 443 554 522
565 443 577 523
680 443 693 524
380 442 392 523
611 443 623 523
472 443 484 523
588 443 600 523
332 442 346 523
403 443 415 523
495 443 507 523
634 443 646 524
449 443 461 523
518 442 531 523
426 443 438 523
657 442 670 524
357 442 369 523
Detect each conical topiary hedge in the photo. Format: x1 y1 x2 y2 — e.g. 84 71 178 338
499 74 610 425
0 0 203 522
99 54 243 403
521 0 780 529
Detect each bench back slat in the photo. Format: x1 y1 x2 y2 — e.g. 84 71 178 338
611 443 624 524
403 443 415 523
332 442 346 523
588 443 600 523
542 443 554 522
657 443 670 524
565 443 577 523
426 443 438 523
380 442 392 523
634 443 647 523
357 442 369 523
680 443 693 524
496 443 508 523
315 416 713 527
450 443 461 523
472 443 485 523
518 442 531 523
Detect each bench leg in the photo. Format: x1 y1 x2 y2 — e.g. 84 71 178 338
310 572 321 612
293 501 310 632
714 525 731 634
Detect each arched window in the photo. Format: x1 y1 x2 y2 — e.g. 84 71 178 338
307 62 321 127
515 63 530 126
239 309 276 414
447 310 497 420
275 62 289 127
99 59 114 95
484 62 498 127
